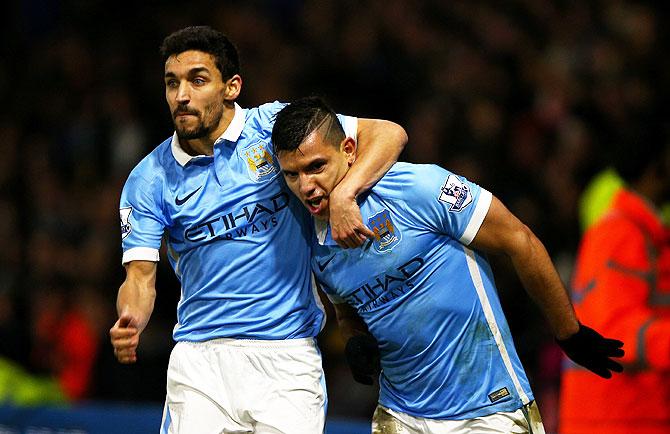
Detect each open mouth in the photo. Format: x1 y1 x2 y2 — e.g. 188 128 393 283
305 196 325 214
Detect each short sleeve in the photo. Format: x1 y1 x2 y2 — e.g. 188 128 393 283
257 101 288 128
403 164 492 245
119 171 166 264
337 115 358 144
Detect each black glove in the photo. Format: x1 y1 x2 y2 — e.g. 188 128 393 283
556 323 625 379
344 334 381 385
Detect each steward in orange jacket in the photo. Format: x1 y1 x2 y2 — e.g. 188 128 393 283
560 126 670 434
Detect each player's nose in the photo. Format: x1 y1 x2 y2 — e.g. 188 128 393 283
299 173 316 197
175 82 190 104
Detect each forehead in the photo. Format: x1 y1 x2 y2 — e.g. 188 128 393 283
278 130 332 168
165 50 218 75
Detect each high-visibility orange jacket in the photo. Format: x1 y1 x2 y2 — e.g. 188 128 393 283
559 189 670 434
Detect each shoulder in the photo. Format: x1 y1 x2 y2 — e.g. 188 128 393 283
245 101 286 125
124 137 172 191
388 162 451 184
373 162 450 198
238 102 287 142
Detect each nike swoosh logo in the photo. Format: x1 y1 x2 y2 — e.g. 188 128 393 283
316 255 336 272
175 186 203 206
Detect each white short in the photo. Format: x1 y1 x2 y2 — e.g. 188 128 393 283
371 401 545 434
160 337 326 434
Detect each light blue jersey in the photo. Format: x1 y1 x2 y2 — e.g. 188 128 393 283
120 101 357 342
313 163 534 420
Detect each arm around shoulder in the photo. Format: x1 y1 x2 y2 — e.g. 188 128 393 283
329 118 408 248
349 118 408 194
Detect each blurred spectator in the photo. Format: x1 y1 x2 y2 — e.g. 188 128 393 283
559 118 670 433
29 277 104 400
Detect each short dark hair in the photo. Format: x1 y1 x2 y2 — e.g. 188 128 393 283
272 96 345 154
610 114 668 183
159 26 240 81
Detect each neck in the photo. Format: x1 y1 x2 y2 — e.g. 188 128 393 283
180 138 214 156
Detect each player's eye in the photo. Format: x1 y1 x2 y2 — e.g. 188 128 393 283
193 77 206 86
308 161 325 173
166 79 178 88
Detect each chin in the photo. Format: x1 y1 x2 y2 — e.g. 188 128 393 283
177 128 206 141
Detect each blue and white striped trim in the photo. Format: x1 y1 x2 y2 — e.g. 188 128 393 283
460 189 492 245
160 402 172 434
122 247 160 264
463 246 530 404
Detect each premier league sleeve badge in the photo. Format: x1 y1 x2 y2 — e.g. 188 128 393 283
438 175 473 212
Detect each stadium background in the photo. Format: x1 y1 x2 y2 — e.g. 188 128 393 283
0 0 667 432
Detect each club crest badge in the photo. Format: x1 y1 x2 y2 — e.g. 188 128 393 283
242 140 278 182
438 174 473 212
368 209 401 252
120 207 132 239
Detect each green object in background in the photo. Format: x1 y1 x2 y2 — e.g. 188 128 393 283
578 168 624 232
662 203 670 226
579 167 670 229
0 357 66 405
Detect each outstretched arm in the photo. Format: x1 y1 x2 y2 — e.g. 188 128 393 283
329 119 407 248
471 197 579 339
109 260 157 364
470 196 624 378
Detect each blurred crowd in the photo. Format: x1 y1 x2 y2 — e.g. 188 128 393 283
0 0 666 430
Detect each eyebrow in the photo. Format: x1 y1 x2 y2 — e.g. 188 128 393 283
164 67 211 78
188 67 211 76
306 158 326 170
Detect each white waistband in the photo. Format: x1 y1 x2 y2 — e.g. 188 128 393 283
179 337 317 349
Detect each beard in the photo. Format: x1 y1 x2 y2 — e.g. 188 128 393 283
173 100 225 141
175 118 212 140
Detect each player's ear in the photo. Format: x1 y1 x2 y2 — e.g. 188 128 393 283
223 74 242 101
342 137 356 166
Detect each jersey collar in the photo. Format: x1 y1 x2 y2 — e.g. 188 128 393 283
171 102 245 166
315 219 339 246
